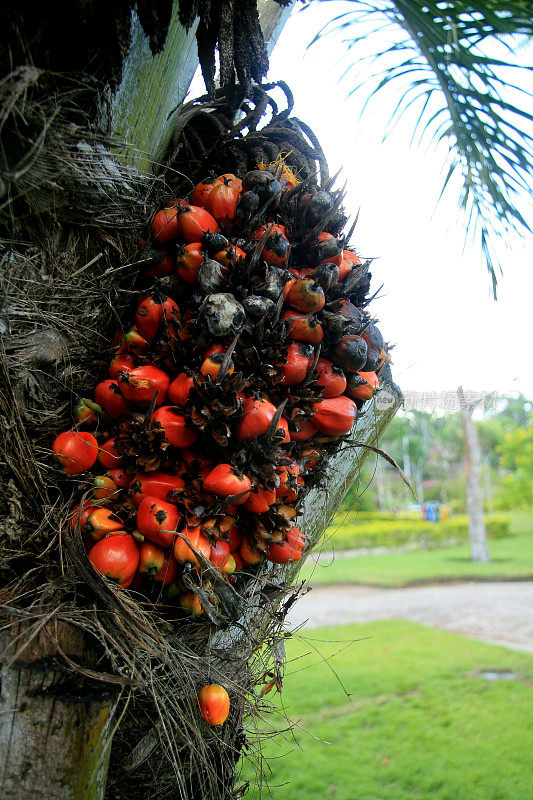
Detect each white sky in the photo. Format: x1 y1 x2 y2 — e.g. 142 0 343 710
188 2 533 406
265 3 533 405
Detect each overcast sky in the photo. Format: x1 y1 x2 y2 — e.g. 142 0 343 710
264 2 533 409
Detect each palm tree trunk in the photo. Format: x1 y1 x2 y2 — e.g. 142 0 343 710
458 386 489 562
0 619 119 800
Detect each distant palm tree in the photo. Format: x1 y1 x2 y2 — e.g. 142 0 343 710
312 1 533 296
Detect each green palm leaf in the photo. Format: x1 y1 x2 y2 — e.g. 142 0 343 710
314 1 533 297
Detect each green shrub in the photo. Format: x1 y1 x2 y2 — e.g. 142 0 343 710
325 514 511 551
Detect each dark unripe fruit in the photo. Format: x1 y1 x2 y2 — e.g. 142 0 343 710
304 191 334 228
243 295 276 318
243 169 275 192
198 259 227 293
361 322 384 352
333 335 368 373
362 347 383 373
202 231 229 254
203 293 245 337
310 262 339 292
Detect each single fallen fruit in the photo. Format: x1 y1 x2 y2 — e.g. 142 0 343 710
198 684 230 726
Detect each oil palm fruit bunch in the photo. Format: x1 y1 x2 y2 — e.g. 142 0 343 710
53 161 389 613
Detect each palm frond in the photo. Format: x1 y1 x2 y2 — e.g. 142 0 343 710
315 1 533 297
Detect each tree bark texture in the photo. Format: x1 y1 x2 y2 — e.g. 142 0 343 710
0 619 119 800
458 386 490 563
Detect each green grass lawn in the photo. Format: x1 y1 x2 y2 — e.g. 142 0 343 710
300 513 533 587
242 621 533 800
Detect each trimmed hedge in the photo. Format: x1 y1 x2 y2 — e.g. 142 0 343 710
326 514 511 551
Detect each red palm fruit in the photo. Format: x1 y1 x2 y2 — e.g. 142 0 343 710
217 173 242 192
214 245 246 268
203 465 251 504
88 534 140 587
192 176 221 206
176 242 203 285
228 525 242 552
118 365 169 407
173 525 210 566
315 358 347 398
283 310 323 345
109 351 136 380
312 396 358 436
152 207 180 244
146 252 174 279
121 327 149 354
333 335 368 373
277 417 290 443
198 684 230 726
205 178 242 226
53 431 98 475
209 539 230 570
276 462 303 503
200 352 234 379
130 471 185 506
266 526 306 564
252 223 291 266
92 475 118 501
97 437 124 469
175 204 219 242
138 541 165 576
107 468 131 489
289 267 314 279
339 249 362 281
73 399 97 425
203 343 226 357
235 397 277 441
284 278 296 300
180 592 203 615
68 500 97 532
240 537 263 565
94 380 128 419
279 342 313 386
168 373 195 406
346 371 379 401
136 496 180 547
152 406 197 448
289 417 317 442
154 551 178 585
287 279 325 314
135 295 180 340
244 486 277 514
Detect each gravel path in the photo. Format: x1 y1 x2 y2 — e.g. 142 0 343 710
287 581 533 653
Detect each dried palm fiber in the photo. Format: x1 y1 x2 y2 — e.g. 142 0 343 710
168 82 331 193
0 68 395 800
